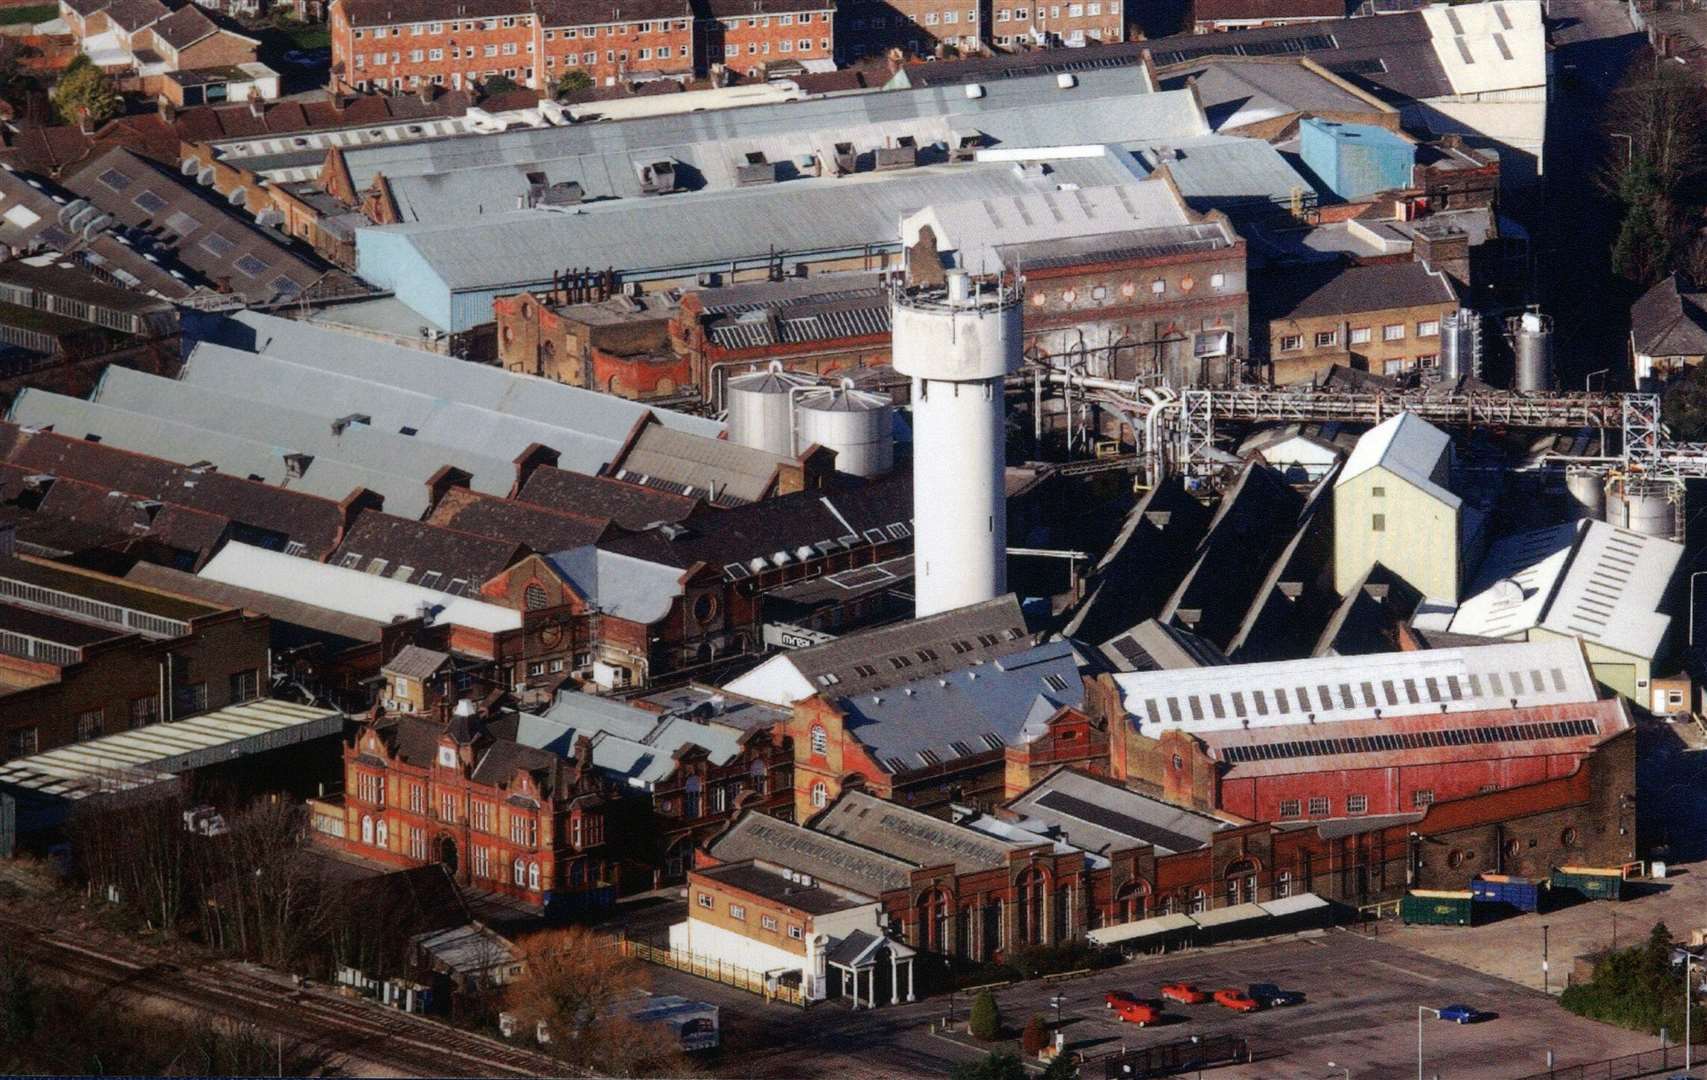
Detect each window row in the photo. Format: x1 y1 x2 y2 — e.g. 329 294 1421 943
1277 320 1441 352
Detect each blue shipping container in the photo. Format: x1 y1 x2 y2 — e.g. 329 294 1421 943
1470 874 1543 912
1299 118 1416 201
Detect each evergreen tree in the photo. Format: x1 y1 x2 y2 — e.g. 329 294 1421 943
969 990 1001 1041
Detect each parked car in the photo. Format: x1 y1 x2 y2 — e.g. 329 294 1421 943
1160 982 1209 1005
1437 1004 1488 1024
1111 999 1161 1026
1105 990 1144 1009
1248 983 1304 1007
1213 988 1260 1013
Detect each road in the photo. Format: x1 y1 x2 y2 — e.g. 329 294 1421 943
0 912 562 1078
644 929 1664 1078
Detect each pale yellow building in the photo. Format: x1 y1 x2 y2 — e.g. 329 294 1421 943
1333 412 1482 602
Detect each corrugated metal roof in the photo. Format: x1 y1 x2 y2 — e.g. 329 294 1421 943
613 424 792 504
1539 520 1679 660
1448 521 1577 639
1114 639 1599 739
185 312 721 476
814 789 1023 874
324 69 1206 223
357 153 1142 294
0 699 341 799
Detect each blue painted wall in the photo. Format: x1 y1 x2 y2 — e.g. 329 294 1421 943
1300 118 1416 201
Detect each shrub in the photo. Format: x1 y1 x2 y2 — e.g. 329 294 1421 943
1560 921 1703 1038
1020 1014 1049 1055
969 990 1001 1041
951 1051 1026 1080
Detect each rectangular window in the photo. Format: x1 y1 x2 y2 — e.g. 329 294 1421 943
1412 789 1435 808
1372 513 1385 532
74 709 103 742
228 668 259 703
1278 798 1301 818
1315 330 1337 348
729 903 746 920
761 914 778 931
697 892 714 909
174 682 207 716
1418 320 1440 337
1279 335 1302 352
1347 794 1367 815
410 49 423 61
1349 326 1371 345
129 695 160 728
1308 796 1330 817
1383 323 1405 341
788 924 803 940
428 47 442 59
483 43 497 56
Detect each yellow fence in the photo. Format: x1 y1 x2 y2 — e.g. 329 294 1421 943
620 939 806 1007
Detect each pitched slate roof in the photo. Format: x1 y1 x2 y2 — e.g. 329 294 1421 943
814 789 1025 874
1007 767 1224 855
384 644 451 680
706 809 915 897
150 4 223 50
1259 260 1456 322
518 465 700 531
1631 273 1707 358
424 487 608 552
330 512 528 591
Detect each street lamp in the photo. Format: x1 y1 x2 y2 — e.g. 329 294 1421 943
1190 1034 1203 1080
1327 1062 1351 1080
1543 924 1551 994
1051 993 1065 1027
1418 1006 1442 1080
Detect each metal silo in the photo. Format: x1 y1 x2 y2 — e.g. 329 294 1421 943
726 362 816 456
1510 309 1554 392
1605 475 1679 539
795 380 894 477
1564 467 1606 521
1439 309 1482 383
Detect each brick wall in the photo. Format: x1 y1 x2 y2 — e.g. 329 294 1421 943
1266 298 1455 384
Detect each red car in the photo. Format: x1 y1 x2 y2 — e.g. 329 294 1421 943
1111 999 1160 1026
1160 982 1209 1005
1105 990 1144 1009
1213 988 1260 1013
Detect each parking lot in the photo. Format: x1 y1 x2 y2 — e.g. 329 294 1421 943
641 927 1665 1078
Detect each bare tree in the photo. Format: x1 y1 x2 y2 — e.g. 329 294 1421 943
501 927 683 1076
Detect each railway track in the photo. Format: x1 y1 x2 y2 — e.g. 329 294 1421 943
3 916 562 1077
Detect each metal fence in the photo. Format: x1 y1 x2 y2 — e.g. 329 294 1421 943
1098 1034 1249 1078
1512 1038 1706 1080
620 938 806 1007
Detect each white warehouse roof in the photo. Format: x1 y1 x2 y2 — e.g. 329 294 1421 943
198 542 522 635
1114 639 1597 739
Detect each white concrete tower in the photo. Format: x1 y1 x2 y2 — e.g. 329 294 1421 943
892 269 1023 618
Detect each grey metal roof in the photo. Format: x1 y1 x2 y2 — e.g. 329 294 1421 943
832 639 1084 775
356 153 1144 293
611 423 793 505
707 809 915 896
1538 521 1680 661
86 363 518 517
1127 136 1319 215
1099 618 1229 673
185 311 721 476
7 388 405 511
1338 411 1458 509
1007 767 1225 856
546 545 684 623
814 789 1024 874
1159 57 1387 130
318 68 1205 223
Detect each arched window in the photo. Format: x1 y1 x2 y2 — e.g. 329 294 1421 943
917 887 951 951
528 862 540 891
1015 868 1047 946
683 776 702 819
513 858 525 885
810 725 827 755
524 583 549 610
361 814 373 845
1225 858 1258 905
810 781 828 808
1114 879 1150 924
375 819 388 849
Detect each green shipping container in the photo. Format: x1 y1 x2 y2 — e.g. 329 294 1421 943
1550 867 1624 901
1401 891 1476 926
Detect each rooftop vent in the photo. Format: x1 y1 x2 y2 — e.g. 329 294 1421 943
636 159 678 195
831 141 856 175
964 82 985 98
1057 73 1078 89
331 413 371 436
736 151 777 187
522 179 584 209
875 145 917 171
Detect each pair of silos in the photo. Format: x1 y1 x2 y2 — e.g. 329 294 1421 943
725 363 894 477
1565 467 1682 541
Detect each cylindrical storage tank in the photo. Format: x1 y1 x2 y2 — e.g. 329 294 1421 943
1439 309 1480 383
892 270 1024 618
1512 310 1554 392
1564 467 1606 521
795 381 894 477
725 362 816 456
1606 476 1678 538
